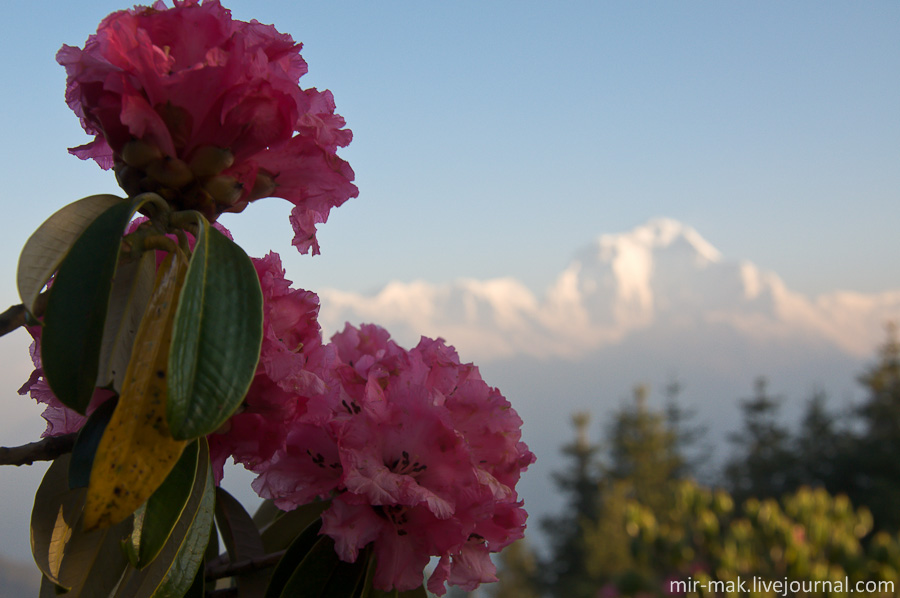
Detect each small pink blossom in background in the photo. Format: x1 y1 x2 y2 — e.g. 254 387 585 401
254 323 536 596
57 0 357 254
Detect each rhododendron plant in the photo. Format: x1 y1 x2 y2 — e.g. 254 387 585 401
1 2 532 597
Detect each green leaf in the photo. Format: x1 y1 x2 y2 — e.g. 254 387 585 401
183 564 205 598
215 487 269 595
252 499 282 529
39 575 65 597
277 535 339 598
264 519 324 598
259 501 330 553
96 249 156 391
113 438 215 598
17 194 123 316
68 397 118 489
321 554 369 598
356 551 377 598
205 520 220 563
129 441 200 568
30 454 132 595
41 199 136 413
168 220 263 439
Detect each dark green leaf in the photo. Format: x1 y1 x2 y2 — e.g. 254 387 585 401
252 499 281 529
183 562 205 598
41 200 134 413
277 534 340 598
31 454 132 594
131 441 200 568
168 221 263 439
215 487 269 595
113 439 215 598
264 519 323 598
17 194 123 316
260 501 330 553
68 397 118 489
322 552 368 598
356 550 377 598
205 520 220 563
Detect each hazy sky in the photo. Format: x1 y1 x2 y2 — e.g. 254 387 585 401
0 0 898 563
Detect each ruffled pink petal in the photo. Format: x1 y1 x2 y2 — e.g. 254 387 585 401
319 497 383 563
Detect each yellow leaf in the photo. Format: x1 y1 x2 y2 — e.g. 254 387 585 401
84 248 189 531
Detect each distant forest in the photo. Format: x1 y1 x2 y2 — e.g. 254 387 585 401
462 325 900 598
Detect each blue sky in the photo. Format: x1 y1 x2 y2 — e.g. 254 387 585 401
0 0 898 563
1 1 898 304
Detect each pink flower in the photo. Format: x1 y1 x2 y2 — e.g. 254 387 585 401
57 0 357 254
18 327 114 437
254 324 535 596
206 251 334 481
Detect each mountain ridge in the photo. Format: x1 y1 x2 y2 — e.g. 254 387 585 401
316 218 900 361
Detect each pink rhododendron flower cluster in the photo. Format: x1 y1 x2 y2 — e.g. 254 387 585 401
253 323 536 595
21 252 535 596
57 0 357 254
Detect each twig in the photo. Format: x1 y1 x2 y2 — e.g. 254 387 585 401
205 550 285 581
0 291 48 339
0 304 27 339
0 433 77 466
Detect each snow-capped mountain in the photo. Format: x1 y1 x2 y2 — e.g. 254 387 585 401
317 218 900 362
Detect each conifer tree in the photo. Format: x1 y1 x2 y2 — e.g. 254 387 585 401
847 323 900 531
724 377 796 501
539 412 602 598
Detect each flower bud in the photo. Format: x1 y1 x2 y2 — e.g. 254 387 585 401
114 163 144 197
189 146 235 178
203 175 244 206
121 139 162 168
247 171 277 201
146 156 194 189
